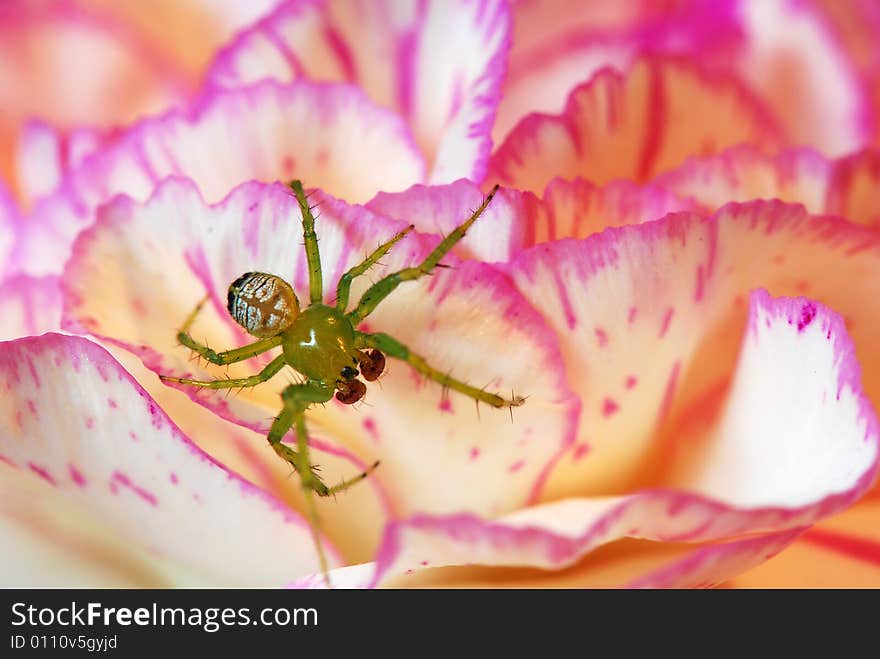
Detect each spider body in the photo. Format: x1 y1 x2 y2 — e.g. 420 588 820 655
280 304 360 385
160 180 522 586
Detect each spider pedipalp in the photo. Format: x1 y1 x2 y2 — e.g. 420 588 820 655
358 349 386 381
335 378 367 405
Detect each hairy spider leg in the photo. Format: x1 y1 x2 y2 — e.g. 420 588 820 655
289 180 324 305
159 354 286 388
347 185 500 324
176 295 282 365
356 332 524 409
335 225 415 312
268 382 380 588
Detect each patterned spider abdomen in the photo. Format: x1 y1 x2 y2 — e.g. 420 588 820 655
227 272 300 338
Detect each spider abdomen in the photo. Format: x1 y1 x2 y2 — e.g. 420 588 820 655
227 272 300 338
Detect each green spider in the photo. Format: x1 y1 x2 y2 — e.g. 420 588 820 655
160 180 524 585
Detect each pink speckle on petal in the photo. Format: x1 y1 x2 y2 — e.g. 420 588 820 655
69 464 87 487
94 363 110 382
29 463 56 485
552 268 578 329
147 402 163 429
572 443 591 461
170 472 179 485
85 417 94 429
628 306 638 324
659 308 675 338
657 361 682 423
131 297 148 317
420 560 429 566
469 447 480 460
26 399 38 417
797 303 817 332
129 431 139 442
112 471 157 506
107 398 118 409
363 417 380 443
438 397 453 413
594 327 608 347
26 358 41 387
508 459 525 473
602 398 619 417
694 266 705 302
625 376 638 390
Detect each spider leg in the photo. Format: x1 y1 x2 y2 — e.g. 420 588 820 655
177 295 282 365
355 331 524 408
159 354 285 388
289 180 324 305
335 225 414 312
267 382 378 588
347 185 500 324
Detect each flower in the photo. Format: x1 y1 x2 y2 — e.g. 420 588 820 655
0 0 279 205
2 0 880 588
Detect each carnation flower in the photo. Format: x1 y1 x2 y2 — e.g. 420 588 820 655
2 0 880 587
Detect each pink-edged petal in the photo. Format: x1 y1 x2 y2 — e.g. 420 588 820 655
732 0 871 156
0 1 190 196
367 177 696 264
812 0 880 147
105 344 390 565
0 275 63 341
525 177 698 244
498 1 872 158
655 145 835 214
367 180 532 263
365 290 878 585
825 148 880 228
509 202 880 498
0 465 175 586
208 0 510 183
487 57 780 194
62 177 577 520
22 80 425 277
0 0 287 202
16 120 108 204
0 333 336 585
378 531 802 589
625 528 804 589
656 145 880 229
495 0 740 145
733 498 880 587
